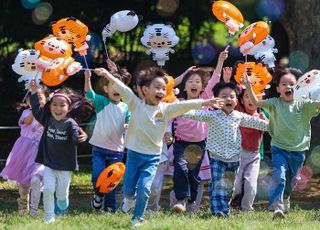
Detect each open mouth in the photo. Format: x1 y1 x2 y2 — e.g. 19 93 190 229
49 47 53 51
306 79 310 84
113 93 120 97
285 91 292 97
190 88 198 94
155 95 163 101
225 103 232 107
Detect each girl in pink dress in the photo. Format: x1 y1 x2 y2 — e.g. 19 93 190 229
1 88 49 216
166 48 229 212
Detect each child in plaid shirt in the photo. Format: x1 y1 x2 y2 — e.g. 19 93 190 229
184 82 268 217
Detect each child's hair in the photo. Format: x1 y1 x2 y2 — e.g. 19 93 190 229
16 85 50 111
213 82 241 98
135 67 168 88
95 72 121 97
47 87 94 123
273 67 303 86
179 70 209 99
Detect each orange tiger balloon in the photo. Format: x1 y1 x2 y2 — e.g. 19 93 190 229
238 21 270 47
234 62 272 95
212 0 244 35
34 35 73 59
96 162 126 194
52 17 91 56
41 56 82 86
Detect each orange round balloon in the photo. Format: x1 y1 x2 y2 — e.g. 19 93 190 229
212 0 244 25
238 21 270 47
234 62 272 95
96 162 126 194
162 75 178 103
35 35 73 59
41 56 80 86
52 17 90 56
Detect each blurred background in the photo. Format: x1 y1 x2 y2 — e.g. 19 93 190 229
0 0 319 176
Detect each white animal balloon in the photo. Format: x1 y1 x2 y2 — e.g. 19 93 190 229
140 24 179 67
102 10 139 41
294 69 320 101
248 35 278 68
12 49 42 89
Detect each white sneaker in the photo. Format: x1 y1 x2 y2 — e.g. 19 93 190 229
273 208 285 220
131 219 143 228
173 199 187 213
45 216 56 223
120 198 136 213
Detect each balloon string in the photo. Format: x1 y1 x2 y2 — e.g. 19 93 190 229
81 68 95 71
102 33 110 59
83 55 89 69
226 33 233 47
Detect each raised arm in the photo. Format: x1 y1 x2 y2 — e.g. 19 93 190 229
214 45 229 76
174 66 199 87
242 75 265 107
94 68 139 110
84 70 92 93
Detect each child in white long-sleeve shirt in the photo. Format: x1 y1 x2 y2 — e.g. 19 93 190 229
94 67 223 227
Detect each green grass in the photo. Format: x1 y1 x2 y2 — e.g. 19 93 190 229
1 167 320 230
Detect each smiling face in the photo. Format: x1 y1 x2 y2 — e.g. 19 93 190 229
141 77 166 106
49 96 70 120
104 82 121 103
184 74 203 99
277 73 297 102
218 87 238 114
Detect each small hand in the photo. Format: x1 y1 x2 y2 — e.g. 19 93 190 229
29 79 38 93
223 67 232 83
84 69 91 79
242 74 252 88
94 68 109 77
106 59 118 72
78 128 88 143
203 98 225 109
218 45 229 62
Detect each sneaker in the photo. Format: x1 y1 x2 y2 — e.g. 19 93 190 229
120 198 136 213
91 195 103 210
45 216 55 223
29 207 39 217
172 199 187 213
131 219 143 228
273 208 285 220
187 201 199 213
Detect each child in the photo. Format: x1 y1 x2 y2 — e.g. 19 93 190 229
94 67 222 227
232 88 268 211
243 68 320 219
168 48 229 213
84 67 130 213
0 87 49 216
183 82 269 218
29 81 92 223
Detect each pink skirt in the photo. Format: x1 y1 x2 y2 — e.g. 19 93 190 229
0 136 44 187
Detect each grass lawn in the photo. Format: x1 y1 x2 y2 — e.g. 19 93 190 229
1 166 320 230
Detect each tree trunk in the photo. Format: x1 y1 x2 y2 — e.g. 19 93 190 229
281 0 320 159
